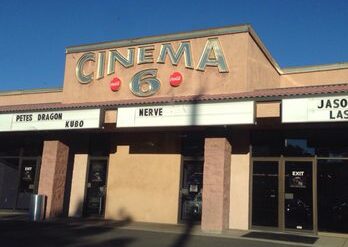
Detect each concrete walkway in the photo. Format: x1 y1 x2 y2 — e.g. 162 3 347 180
1 212 348 247
119 221 348 247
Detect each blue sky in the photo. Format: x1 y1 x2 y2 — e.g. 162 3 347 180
1 0 348 91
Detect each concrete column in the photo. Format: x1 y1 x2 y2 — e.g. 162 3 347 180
229 130 251 230
68 154 88 217
38 140 69 219
202 137 231 232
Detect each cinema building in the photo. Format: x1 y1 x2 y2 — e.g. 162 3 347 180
1 24 348 235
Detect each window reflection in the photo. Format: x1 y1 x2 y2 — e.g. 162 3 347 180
284 139 315 156
252 129 348 158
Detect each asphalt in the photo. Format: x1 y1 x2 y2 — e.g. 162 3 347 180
1 212 348 247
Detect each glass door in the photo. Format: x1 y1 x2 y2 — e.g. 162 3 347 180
0 158 20 209
284 160 314 231
180 159 203 222
16 158 40 209
252 161 279 227
252 158 316 232
84 158 108 217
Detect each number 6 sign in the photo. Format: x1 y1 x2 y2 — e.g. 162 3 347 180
130 69 161 97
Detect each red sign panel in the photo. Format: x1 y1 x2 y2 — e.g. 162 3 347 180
169 72 183 87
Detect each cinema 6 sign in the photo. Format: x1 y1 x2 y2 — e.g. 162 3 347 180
75 38 229 97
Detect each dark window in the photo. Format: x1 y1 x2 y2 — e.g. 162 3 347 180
252 129 348 158
284 139 315 157
318 159 348 233
181 134 204 157
251 131 282 157
89 135 110 156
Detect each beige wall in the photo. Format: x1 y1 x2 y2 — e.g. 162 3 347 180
62 33 249 104
0 90 62 106
229 131 251 230
69 154 88 217
62 30 348 105
281 68 348 87
105 136 181 224
256 101 280 118
247 35 280 90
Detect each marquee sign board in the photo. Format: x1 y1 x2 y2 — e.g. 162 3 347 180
282 95 348 123
117 101 254 128
0 109 101 132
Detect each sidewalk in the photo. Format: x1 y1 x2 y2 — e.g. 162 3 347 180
117 221 348 247
48 217 348 247
1 212 348 247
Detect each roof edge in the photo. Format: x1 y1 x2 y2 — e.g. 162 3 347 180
246 29 348 75
65 24 250 54
65 24 348 76
0 88 63 96
247 27 282 74
282 62 348 74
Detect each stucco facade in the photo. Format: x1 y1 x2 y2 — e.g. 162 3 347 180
0 24 348 235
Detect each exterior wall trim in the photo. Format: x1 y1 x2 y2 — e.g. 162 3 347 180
282 62 348 74
65 24 348 76
1 87 348 113
0 88 62 96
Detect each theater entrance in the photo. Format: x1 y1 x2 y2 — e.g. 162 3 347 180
252 158 316 233
84 158 108 217
179 158 203 222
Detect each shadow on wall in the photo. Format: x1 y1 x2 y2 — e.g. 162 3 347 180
68 199 133 222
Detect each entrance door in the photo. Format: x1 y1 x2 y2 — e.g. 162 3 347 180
284 160 313 231
252 158 315 232
180 159 203 222
252 161 279 227
84 158 108 217
16 159 40 209
0 158 19 209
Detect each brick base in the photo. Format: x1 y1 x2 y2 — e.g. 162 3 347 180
201 137 231 232
38 140 69 219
